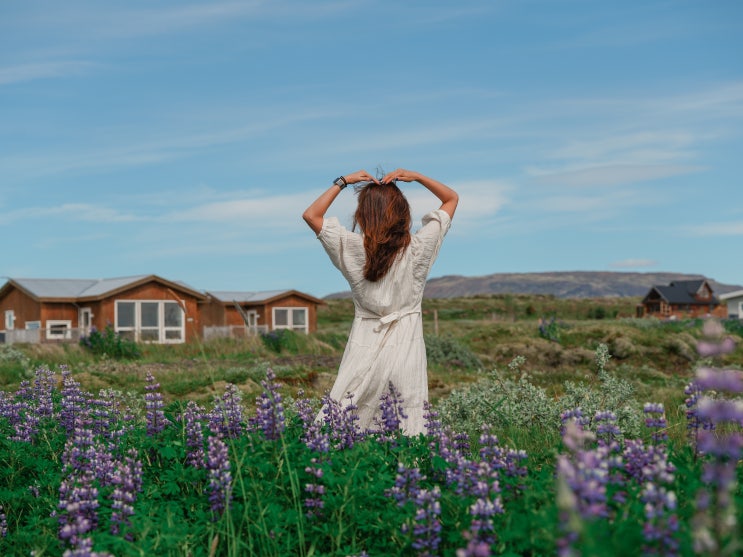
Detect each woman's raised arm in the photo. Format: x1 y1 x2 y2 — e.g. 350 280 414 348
381 169 458 219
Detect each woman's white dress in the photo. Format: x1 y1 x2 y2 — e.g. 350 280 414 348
317 209 452 435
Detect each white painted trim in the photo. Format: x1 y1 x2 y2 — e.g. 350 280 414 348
46 320 72 340
272 306 308 333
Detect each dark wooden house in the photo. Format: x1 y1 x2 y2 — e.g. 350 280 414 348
639 279 726 319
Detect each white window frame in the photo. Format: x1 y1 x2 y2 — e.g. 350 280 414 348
115 299 186 344
4 310 14 330
25 321 41 330
46 320 72 340
272 306 308 333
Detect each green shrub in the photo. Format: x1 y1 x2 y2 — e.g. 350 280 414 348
260 329 300 353
424 335 482 370
436 344 645 444
79 325 141 360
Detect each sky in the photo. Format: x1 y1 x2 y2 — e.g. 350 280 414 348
1 1 742 299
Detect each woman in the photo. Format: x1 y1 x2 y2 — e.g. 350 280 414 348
302 169 458 435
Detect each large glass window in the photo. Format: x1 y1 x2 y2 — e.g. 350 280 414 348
115 300 186 343
273 307 308 333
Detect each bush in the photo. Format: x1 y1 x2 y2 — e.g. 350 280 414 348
260 329 300 353
79 325 141 360
436 344 645 443
424 335 482 370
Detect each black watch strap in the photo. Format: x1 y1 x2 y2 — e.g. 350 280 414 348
333 176 348 190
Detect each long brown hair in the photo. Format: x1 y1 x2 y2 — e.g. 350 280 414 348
353 182 412 282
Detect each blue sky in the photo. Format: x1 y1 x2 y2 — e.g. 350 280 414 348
1 1 742 298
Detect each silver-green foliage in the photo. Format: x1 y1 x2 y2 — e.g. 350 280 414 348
424 335 482 370
436 343 643 438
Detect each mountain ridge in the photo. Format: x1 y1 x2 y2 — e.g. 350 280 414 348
324 271 743 300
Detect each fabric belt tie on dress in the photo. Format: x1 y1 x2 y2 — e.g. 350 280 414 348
372 309 420 333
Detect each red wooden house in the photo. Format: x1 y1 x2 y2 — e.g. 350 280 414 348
0 275 206 344
201 289 325 338
639 279 727 319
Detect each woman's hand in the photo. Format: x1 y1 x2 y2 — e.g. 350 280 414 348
344 169 379 185
381 168 420 184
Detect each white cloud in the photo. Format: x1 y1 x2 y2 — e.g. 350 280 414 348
685 221 743 237
609 259 658 269
0 203 138 224
527 164 703 188
0 61 96 85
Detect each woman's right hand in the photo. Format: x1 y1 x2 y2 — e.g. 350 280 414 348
381 168 420 184
344 169 379 185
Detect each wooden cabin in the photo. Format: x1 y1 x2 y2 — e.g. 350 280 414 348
201 289 325 339
0 275 206 344
638 279 726 319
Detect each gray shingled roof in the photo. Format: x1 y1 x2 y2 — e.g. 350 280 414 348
10 275 202 299
653 280 719 305
209 290 291 303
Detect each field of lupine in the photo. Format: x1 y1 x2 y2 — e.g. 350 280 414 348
1 317 742 556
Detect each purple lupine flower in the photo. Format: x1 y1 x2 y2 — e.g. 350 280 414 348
641 482 679 556
456 537 492 557
0 504 6 538
423 401 442 438
303 458 326 519
9 399 39 443
478 425 528 484
294 391 330 453
387 464 425 507
691 356 743 554
91 441 117 487
206 436 232 521
182 401 206 468
408 486 442 557
684 379 715 457
594 411 621 448
644 403 668 444
249 368 285 440
320 392 363 450
208 383 244 439
58 471 99 549
372 382 408 440
144 371 170 436
695 367 743 394
62 420 97 475
61 536 113 557
90 390 120 441
558 421 609 519
60 370 89 435
560 408 590 437
32 367 55 418
110 449 143 538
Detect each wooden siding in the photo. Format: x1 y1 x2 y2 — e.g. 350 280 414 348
204 293 320 333
0 288 41 328
95 281 203 342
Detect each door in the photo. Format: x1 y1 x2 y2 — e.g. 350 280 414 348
79 308 92 336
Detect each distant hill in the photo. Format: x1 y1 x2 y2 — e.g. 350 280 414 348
325 271 743 299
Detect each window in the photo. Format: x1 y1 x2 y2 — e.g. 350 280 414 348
4 310 14 330
25 321 41 330
115 300 185 343
46 320 72 340
272 307 308 333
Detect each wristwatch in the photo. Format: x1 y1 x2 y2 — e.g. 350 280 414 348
333 176 348 190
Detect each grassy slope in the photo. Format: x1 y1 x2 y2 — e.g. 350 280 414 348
1 294 741 415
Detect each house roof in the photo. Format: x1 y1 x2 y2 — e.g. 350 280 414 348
720 289 743 301
645 279 719 305
1 275 206 302
208 289 324 305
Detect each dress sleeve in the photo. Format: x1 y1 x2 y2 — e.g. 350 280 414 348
412 209 452 281
317 217 365 286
